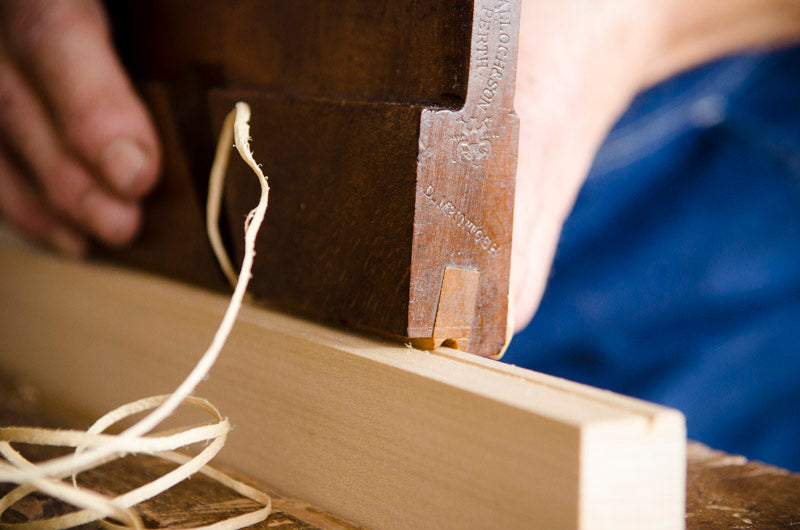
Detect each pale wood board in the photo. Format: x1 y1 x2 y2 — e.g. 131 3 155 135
0 237 685 529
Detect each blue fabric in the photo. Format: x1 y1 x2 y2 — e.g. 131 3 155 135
504 46 800 471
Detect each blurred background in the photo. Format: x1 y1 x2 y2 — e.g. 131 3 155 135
505 45 800 472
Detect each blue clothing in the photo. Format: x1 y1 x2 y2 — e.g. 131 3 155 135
504 46 800 471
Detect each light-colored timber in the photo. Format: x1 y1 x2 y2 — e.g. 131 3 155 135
0 235 685 529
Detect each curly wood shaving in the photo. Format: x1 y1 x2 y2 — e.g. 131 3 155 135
0 102 271 529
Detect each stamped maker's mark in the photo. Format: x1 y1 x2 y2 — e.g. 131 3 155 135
453 116 494 167
456 0 515 168
423 185 500 257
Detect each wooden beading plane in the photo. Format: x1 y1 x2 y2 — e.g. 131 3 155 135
103 0 519 358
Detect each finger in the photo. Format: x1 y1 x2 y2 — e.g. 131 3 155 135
0 147 86 256
0 46 141 246
1 0 160 199
510 218 560 332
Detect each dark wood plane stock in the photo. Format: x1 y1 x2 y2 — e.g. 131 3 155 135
104 0 520 357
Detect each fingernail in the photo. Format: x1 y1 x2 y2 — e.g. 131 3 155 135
100 137 147 196
50 227 87 257
82 190 140 246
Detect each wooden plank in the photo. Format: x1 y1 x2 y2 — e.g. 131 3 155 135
0 238 685 529
6 376 800 530
0 371 363 529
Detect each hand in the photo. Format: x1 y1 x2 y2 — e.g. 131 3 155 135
0 0 160 255
509 1 665 331
509 0 800 331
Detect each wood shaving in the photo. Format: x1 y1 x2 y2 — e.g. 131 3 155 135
0 102 271 529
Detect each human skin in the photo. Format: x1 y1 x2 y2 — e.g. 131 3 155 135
510 0 800 330
0 0 798 330
0 0 159 254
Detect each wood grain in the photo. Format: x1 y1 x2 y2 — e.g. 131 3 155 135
0 374 360 529
3 374 799 529
685 442 800 528
0 239 685 529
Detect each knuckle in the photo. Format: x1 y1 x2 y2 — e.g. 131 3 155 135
61 100 110 142
9 1 108 56
61 78 140 139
